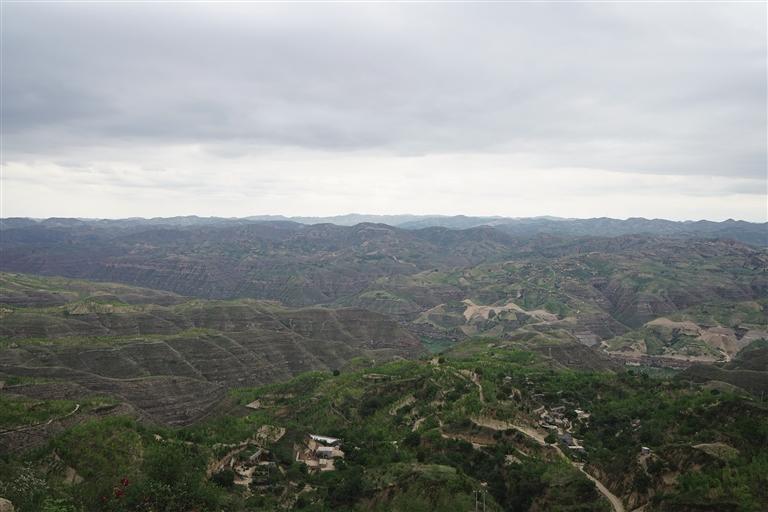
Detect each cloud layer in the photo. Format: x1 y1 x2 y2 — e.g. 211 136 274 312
2 3 766 220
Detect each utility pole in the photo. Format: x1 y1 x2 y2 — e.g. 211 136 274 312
472 487 488 512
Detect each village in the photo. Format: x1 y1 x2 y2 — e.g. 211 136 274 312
206 426 346 497
524 383 650 460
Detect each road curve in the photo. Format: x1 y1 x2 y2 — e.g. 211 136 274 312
460 370 625 512
471 416 625 512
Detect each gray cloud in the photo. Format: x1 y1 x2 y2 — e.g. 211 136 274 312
1 2 766 219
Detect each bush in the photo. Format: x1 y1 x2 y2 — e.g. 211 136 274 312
40 498 79 512
360 395 384 417
211 468 235 488
403 431 421 448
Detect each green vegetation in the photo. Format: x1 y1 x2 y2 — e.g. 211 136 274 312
0 396 78 430
0 227 765 512
1 339 766 511
419 336 455 354
0 395 118 430
669 300 768 328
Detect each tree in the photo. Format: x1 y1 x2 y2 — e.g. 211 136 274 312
211 468 235 488
403 431 421 448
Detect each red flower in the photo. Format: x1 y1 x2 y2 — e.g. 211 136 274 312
121 477 130 487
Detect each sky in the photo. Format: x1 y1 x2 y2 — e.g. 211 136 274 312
2 2 766 221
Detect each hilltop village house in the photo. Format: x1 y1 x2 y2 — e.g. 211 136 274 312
535 404 588 454
296 434 345 472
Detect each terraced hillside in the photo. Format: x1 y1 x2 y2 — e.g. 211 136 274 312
1 221 765 362
2 340 765 512
339 237 767 361
0 273 422 426
2 221 764 309
0 221 521 305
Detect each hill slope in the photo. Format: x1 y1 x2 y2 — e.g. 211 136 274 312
0 273 421 426
1 341 765 512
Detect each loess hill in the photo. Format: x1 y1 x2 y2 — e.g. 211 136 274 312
1 340 767 511
0 273 421 428
2 219 764 363
0 217 767 512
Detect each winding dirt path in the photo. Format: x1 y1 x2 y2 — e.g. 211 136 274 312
576 464 626 512
460 371 624 512
469 415 625 512
0 403 80 435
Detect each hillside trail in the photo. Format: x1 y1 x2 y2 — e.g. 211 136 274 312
470 416 625 512
0 403 80 435
456 369 485 403
460 371 625 512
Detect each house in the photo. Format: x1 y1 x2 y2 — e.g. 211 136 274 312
641 446 651 456
559 432 586 452
248 448 273 464
574 409 591 421
309 434 341 446
297 434 345 473
316 446 345 459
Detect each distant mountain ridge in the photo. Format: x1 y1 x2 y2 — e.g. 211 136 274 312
2 214 766 245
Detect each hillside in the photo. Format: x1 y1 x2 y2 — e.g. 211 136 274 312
1 341 765 511
1 221 765 365
3 216 766 246
0 273 421 428
0 222 765 511
338 238 767 362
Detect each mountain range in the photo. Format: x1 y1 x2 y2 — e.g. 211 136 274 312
2 215 765 246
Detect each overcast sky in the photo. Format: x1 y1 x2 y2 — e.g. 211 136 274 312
2 2 766 221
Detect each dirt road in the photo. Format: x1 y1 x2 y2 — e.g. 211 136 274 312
449 365 625 512
471 416 625 512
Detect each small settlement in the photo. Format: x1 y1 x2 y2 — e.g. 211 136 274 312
515 374 593 455
534 404 587 453
205 427 346 499
206 425 285 489
295 434 345 472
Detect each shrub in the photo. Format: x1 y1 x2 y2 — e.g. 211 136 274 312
403 431 421 448
211 468 235 488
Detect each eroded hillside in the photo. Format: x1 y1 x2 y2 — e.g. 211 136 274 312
0 273 421 427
